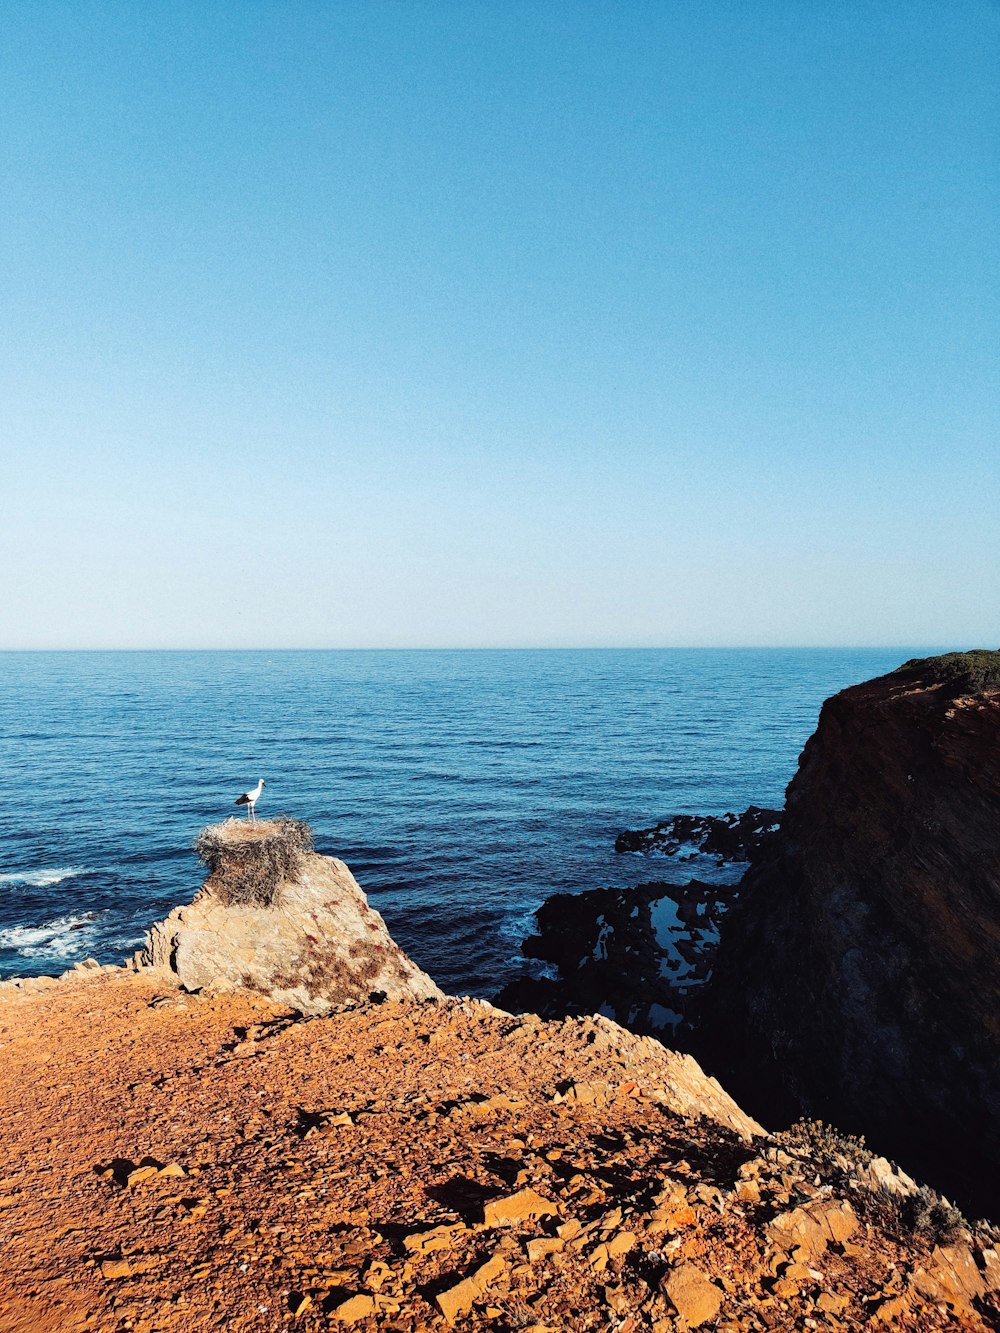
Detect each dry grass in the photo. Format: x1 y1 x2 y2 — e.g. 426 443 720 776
194 817 314 908
775 1119 968 1247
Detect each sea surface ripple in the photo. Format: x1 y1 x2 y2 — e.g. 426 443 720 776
0 648 924 994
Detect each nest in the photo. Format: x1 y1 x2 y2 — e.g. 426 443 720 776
193 817 315 907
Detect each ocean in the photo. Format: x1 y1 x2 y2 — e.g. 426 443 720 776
0 648 923 994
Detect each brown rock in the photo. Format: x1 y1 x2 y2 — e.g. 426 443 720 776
526 1237 564 1262
605 1231 636 1259
589 1243 609 1272
662 1262 724 1328
705 652 1000 1213
436 1254 506 1326
134 839 443 1013
815 1291 849 1314
483 1187 558 1226
854 1155 918 1198
555 1080 607 1106
362 1260 392 1291
472 1254 505 1288
332 1293 376 1323
436 1274 480 1323
468 1093 517 1116
402 1222 465 1253
126 1164 161 1188
766 1200 858 1258
980 1246 1000 1291
873 1293 912 1323
911 1243 985 1308
100 1259 132 1280
314 1110 353 1129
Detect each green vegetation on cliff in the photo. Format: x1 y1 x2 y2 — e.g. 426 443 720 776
894 650 1000 693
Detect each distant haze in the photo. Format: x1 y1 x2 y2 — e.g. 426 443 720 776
1 3 997 649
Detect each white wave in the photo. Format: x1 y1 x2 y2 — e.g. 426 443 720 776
0 913 98 958
0 867 81 888
497 903 540 947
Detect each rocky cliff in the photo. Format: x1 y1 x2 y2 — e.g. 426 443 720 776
5 964 1000 1331
5 809 1000 1330
704 650 1000 1215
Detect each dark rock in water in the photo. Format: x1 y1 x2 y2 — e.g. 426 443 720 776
496 878 739 1042
702 650 1000 1217
615 805 781 861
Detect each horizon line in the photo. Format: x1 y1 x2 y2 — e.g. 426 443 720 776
0 644 961 654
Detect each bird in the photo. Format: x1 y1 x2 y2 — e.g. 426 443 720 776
235 779 265 821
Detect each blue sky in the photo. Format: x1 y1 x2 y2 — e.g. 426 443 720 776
2 2 997 648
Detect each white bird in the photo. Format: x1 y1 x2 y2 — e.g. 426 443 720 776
235 779 265 821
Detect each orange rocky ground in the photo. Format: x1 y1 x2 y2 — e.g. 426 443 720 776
2 970 999 1332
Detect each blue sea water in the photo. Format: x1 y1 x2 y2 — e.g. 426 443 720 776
0 648 926 994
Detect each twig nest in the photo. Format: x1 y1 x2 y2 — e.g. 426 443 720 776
193 817 314 907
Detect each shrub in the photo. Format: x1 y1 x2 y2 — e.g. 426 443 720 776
862 1182 968 1249
193 817 314 907
900 1185 967 1246
894 650 1000 693
774 1119 969 1248
774 1117 871 1173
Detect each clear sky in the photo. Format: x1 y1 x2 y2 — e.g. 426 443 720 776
2 2 997 648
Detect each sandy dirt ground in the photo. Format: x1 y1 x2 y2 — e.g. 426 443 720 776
0 971 997 1332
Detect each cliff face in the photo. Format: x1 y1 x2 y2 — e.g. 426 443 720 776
137 834 442 1010
705 651 1000 1212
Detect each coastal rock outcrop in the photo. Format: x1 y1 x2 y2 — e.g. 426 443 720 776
497 878 737 1039
135 818 442 1010
703 651 1000 1214
500 804 773 1039
615 805 781 861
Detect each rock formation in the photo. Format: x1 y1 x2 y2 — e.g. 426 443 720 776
499 803 779 1040
497 878 737 1039
135 818 442 1011
703 651 1000 1216
615 805 782 861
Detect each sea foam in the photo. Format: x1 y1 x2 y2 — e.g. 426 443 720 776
0 868 80 888
0 913 98 958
